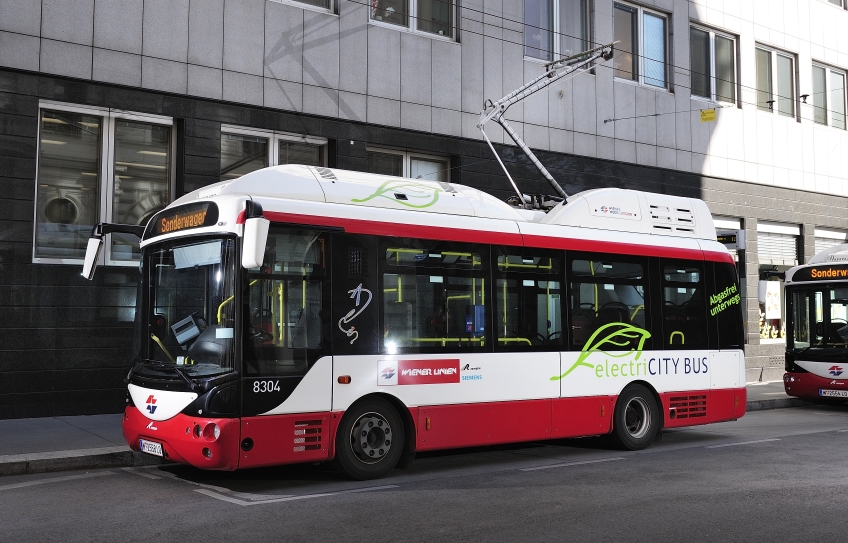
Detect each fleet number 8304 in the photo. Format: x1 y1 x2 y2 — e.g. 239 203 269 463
253 380 281 393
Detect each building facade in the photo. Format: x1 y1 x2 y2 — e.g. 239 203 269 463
1 0 847 417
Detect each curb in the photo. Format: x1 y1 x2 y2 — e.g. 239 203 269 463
745 398 811 412
0 447 167 477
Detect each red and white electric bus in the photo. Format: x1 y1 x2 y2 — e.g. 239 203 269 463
83 165 746 479
784 243 848 401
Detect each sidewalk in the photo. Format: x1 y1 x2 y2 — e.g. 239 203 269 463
0 381 808 477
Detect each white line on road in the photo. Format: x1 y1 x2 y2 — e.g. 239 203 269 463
837 429 848 433
195 485 399 506
520 457 625 472
0 471 115 491
706 438 780 449
121 467 161 480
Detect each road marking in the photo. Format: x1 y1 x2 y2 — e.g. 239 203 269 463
121 467 161 480
837 429 848 433
0 471 115 491
706 438 780 449
195 484 399 506
520 457 625 472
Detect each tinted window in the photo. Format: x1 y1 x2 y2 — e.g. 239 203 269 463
661 261 707 349
495 250 563 350
711 262 744 348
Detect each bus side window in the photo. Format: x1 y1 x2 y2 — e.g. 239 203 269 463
567 256 650 351
381 240 489 354
711 261 744 349
244 228 330 376
494 249 562 351
661 261 707 349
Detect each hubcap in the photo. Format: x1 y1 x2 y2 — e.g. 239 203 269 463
349 412 393 464
624 397 651 439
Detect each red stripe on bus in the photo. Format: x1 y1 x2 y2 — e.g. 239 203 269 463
264 212 735 263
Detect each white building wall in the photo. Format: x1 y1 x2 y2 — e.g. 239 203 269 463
1 0 847 194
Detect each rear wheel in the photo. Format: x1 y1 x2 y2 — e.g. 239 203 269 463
333 398 405 480
610 384 659 450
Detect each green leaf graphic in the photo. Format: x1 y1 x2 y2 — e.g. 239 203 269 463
352 180 443 209
550 322 651 380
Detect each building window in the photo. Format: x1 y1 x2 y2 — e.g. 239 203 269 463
826 0 846 8
370 0 455 39
690 26 737 104
812 64 846 130
613 2 667 88
524 0 589 61
220 127 326 181
756 46 796 117
34 102 173 265
757 222 800 344
365 148 450 181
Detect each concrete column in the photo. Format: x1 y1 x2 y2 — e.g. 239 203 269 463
801 222 816 264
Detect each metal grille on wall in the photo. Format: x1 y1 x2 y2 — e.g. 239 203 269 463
757 232 798 266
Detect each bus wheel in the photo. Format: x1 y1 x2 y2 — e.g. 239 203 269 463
333 398 405 480
610 384 659 451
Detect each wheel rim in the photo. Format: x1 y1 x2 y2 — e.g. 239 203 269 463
349 412 393 464
623 397 651 439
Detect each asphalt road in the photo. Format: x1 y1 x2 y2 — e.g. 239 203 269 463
3 404 848 543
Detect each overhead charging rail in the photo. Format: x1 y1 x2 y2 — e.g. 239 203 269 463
477 41 617 208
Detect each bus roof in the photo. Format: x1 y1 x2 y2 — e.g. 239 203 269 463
174 165 718 242
786 243 848 284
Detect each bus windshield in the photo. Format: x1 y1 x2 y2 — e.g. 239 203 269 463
139 236 237 376
788 286 848 351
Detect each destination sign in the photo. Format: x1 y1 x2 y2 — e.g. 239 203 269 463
792 264 848 283
144 202 219 239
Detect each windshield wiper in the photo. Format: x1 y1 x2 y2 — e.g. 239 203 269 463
139 359 200 392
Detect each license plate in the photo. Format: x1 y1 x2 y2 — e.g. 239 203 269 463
819 389 848 398
139 439 163 457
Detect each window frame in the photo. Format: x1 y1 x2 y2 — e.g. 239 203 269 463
368 0 458 41
755 45 798 119
364 147 451 182
220 125 328 181
811 62 847 130
689 23 738 106
523 0 592 63
269 0 335 16
613 1 670 90
33 100 175 266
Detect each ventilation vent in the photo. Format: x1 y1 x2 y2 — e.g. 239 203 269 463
315 167 337 181
293 419 323 452
669 395 707 419
648 203 696 236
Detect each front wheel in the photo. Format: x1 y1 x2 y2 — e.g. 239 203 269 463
610 385 659 450
333 398 405 480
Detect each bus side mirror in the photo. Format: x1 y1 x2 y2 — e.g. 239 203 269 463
242 216 270 269
81 237 104 280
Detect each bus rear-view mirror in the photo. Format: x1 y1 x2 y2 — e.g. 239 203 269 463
242 216 270 269
81 237 104 280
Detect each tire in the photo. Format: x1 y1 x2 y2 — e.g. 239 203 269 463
610 384 659 451
333 398 405 480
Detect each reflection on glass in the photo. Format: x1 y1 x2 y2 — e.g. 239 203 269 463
220 134 268 181
296 0 330 7
715 35 736 103
813 66 827 124
410 158 447 181
524 0 552 61
831 72 846 130
367 151 404 177
690 27 711 99
418 0 452 37
279 141 323 166
756 48 773 111
370 0 408 27
112 120 171 261
560 0 587 58
642 12 666 88
613 4 637 80
776 54 794 117
36 110 102 259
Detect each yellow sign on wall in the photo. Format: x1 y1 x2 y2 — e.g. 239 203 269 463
700 109 717 122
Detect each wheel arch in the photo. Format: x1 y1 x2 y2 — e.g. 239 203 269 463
340 392 417 455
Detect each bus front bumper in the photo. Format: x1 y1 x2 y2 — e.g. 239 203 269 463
784 371 848 400
123 406 241 470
